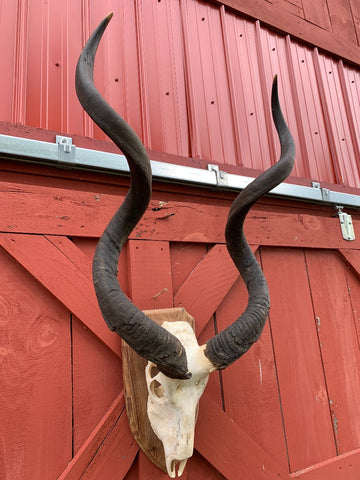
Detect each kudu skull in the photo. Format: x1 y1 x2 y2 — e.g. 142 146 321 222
76 13 295 478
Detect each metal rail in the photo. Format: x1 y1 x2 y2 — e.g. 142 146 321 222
1 133 360 209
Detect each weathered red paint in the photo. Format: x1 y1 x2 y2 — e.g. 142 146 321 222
2 158 360 478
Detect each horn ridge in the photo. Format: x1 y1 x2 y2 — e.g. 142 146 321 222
205 76 295 370
76 14 190 380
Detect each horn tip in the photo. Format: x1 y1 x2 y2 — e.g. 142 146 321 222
272 74 278 92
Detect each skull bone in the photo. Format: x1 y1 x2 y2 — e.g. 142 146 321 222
145 321 215 478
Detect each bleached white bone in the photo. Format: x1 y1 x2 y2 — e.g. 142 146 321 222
145 321 215 478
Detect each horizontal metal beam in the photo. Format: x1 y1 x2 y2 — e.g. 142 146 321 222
1 133 360 209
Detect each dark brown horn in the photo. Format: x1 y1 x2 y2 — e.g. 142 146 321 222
76 13 190 380
204 76 295 369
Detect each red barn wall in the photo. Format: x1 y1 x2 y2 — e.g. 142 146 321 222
2 1 360 479
0 0 360 189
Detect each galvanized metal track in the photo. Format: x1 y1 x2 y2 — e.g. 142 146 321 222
1 133 360 209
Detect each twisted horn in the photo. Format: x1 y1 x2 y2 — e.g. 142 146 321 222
204 76 295 369
76 13 190 380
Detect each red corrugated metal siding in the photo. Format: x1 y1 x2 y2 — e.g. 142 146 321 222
1 0 360 189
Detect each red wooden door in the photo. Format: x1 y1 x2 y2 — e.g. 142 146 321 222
1 163 360 479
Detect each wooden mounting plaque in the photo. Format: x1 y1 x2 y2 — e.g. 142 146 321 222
122 307 195 474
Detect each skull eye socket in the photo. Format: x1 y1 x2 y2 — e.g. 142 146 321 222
149 365 160 378
150 379 164 398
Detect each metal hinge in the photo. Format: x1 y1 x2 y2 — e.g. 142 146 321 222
207 164 228 187
56 135 76 163
336 205 355 241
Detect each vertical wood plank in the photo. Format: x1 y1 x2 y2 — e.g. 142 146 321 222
128 240 173 310
302 0 331 30
187 451 226 480
217 252 289 471
327 0 357 44
170 242 207 295
0 249 72 479
349 0 360 45
306 249 360 454
124 454 139 480
262 247 336 472
198 315 223 409
339 249 360 343
171 243 223 407
72 315 123 453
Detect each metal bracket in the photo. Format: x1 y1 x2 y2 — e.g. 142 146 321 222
311 181 331 202
207 164 228 187
336 205 355 241
56 135 76 164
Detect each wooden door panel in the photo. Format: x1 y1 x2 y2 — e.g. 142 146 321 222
0 248 72 479
0 233 121 357
217 270 289 471
3 218 360 479
305 250 360 454
262 247 336 472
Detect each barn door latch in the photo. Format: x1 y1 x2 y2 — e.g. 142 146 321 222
56 135 76 164
336 206 355 241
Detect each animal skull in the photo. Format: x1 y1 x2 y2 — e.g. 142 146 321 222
76 12 295 478
145 321 214 477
